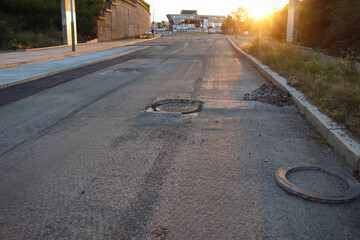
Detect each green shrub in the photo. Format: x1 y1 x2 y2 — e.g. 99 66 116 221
0 0 106 49
76 0 104 41
0 20 13 48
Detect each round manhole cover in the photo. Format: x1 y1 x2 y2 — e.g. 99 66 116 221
157 102 199 113
151 99 203 114
275 163 360 204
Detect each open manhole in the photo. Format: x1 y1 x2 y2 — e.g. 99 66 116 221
151 99 203 114
275 163 360 203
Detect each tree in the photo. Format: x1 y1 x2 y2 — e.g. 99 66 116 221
0 0 109 48
231 6 249 38
221 15 235 34
298 0 337 48
298 0 359 55
1 0 61 32
269 5 288 40
76 0 105 40
232 6 249 23
324 0 360 54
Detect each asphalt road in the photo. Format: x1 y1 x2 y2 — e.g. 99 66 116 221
0 34 359 239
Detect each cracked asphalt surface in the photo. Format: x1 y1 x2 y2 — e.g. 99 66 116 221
0 35 359 239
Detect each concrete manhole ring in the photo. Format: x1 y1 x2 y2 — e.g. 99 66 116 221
275 163 360 203
151 99 203 114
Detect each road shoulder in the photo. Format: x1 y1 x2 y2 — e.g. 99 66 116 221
228 36 360 173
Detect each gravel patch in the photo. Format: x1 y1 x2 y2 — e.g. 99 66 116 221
244 83 294 106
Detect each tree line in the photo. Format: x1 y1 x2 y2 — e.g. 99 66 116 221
298 0 359 55
223 0 360 56
0 0 150 49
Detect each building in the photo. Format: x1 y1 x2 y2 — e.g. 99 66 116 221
97 0 151 42
167 10 225 32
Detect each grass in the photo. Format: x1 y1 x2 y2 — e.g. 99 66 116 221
244 38 360 136
1 30 62 50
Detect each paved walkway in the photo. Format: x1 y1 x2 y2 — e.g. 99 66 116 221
0 37 159 89
0 37 159 69
230 35 341 62
229 35 255 48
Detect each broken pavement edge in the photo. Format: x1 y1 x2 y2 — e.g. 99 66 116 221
227 36 360 173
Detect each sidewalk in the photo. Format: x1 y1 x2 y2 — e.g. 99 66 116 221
0 36 160 69
0 36 160 89
228 35 255 49
229 35 341 62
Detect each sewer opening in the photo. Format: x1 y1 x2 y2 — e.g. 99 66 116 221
151 99 203 114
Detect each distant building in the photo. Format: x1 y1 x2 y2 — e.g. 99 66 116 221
97 0 151 42
167 10 225 32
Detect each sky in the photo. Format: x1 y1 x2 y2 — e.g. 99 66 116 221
151 0 290 22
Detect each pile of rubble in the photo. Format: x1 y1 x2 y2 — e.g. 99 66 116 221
244 84 294 106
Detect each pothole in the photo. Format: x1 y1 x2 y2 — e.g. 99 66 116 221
151 99 203 114
244 83 294 106
151 226 169 239
275 163 360 203
114 68 141 72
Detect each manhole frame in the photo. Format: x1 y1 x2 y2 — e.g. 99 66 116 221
151 99 203 114
275 163 360 204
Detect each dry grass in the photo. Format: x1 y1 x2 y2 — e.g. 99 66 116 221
1 30 62 50
245 38 360 136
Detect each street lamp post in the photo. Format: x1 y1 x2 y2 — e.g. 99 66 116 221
152 0 155 37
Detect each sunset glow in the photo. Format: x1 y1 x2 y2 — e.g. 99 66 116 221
153 0 289 22
242 0 289 19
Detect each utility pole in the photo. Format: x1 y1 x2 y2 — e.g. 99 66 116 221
70 0 76 51
152 0 155 37
286 0 300 43
61 0 77 46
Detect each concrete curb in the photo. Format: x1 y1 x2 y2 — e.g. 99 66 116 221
227 36 360 172
0 36 161 70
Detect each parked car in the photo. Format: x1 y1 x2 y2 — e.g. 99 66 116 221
140 29 152 38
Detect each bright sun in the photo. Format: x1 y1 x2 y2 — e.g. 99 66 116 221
248 8 272 19
242 0 289 19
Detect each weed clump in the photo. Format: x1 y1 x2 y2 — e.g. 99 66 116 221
245 38 360 136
